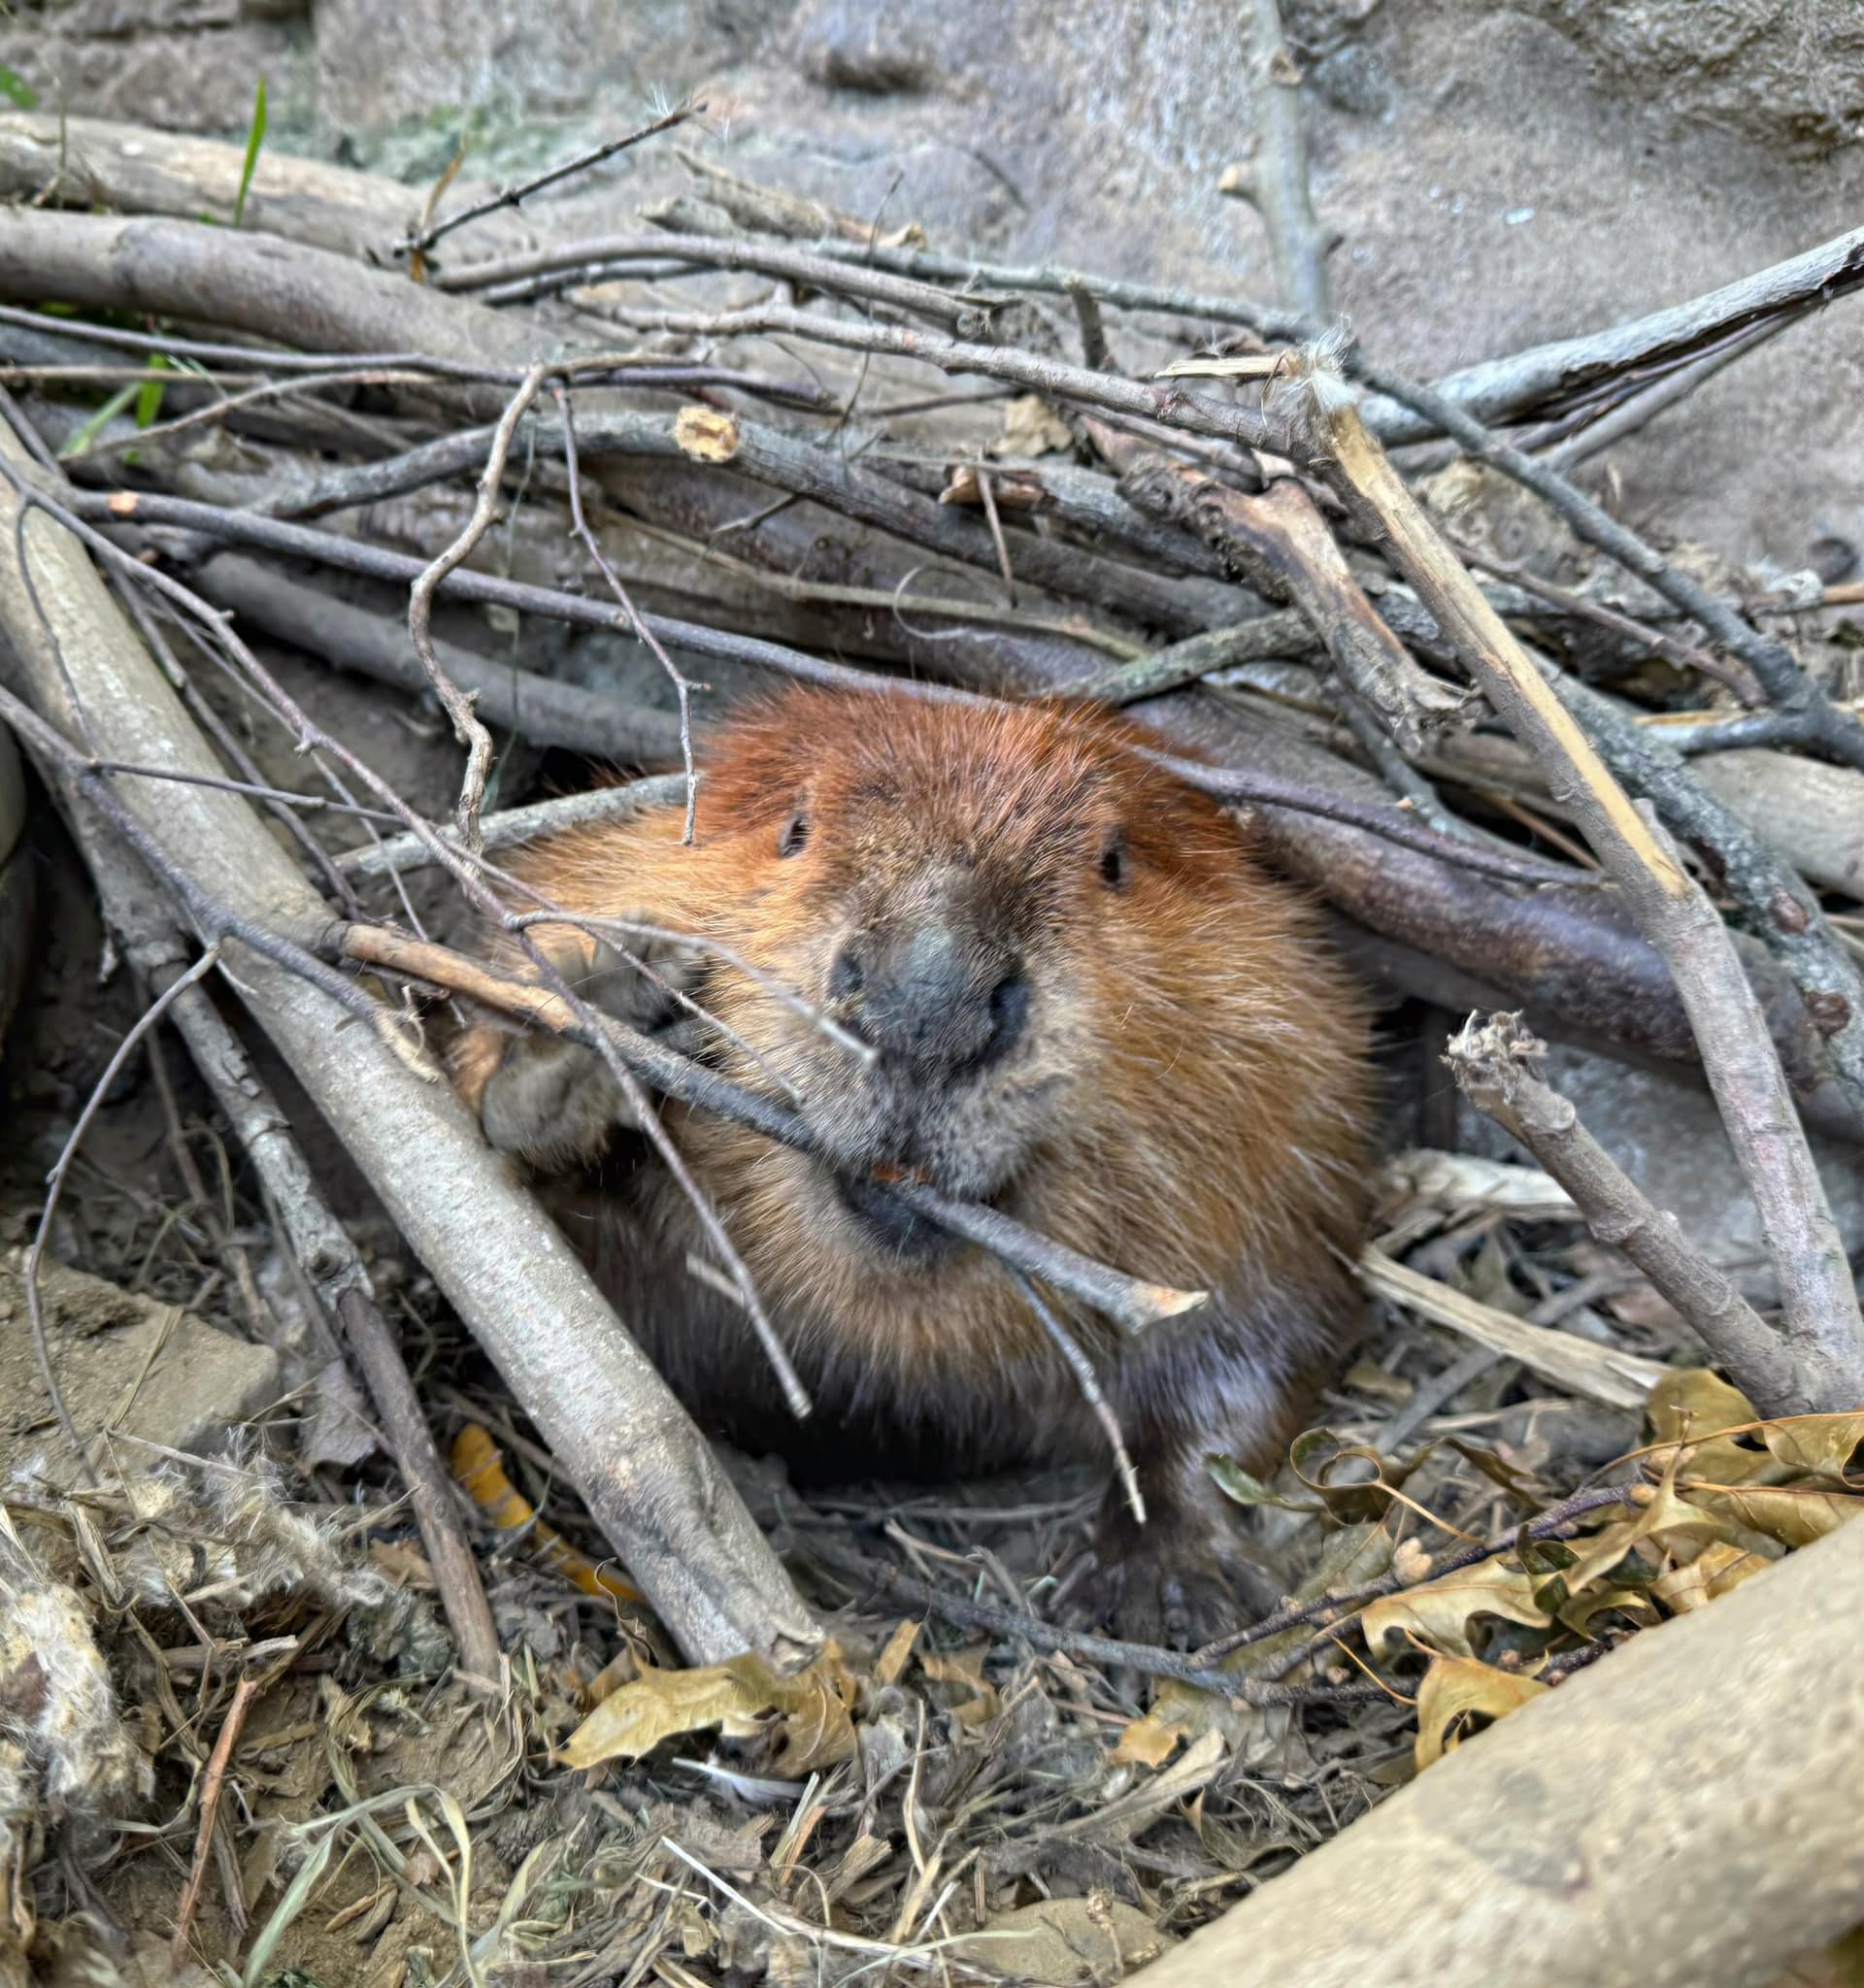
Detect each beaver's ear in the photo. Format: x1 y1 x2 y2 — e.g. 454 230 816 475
696 710 811 833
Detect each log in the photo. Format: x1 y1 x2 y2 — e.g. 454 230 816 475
1128 1508 1864 1988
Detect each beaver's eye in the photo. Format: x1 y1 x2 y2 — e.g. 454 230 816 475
778 811 810 858
1099 834 1129 890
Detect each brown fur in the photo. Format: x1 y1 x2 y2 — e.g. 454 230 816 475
452 688 1375 1640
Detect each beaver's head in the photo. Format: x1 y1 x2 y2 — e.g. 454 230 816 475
677 689 1342 1278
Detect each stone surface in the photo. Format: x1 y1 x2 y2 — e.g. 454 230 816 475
0 1251 282 1486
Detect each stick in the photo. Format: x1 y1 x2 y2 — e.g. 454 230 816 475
1221 0 1334 321
340 777 689 878
1349 355 1864 778
23 947 220 1481
402 100 705 258
1445 1014 1795 1411
170 1673 261 1969
333 923 1210 1336
1299 361 1864 1412
407 365 549 854
1359 1248 1666 1410
443 228 1005 332
1110 441 1467 754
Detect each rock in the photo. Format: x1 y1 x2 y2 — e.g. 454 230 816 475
0 1252 282 1487
1517 0 1864 152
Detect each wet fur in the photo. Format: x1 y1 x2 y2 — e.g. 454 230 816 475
452 689 1375 1640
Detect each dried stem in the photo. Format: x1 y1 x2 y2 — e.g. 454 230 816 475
170 1672 261 1968
1349 355 1864 778
1013 1272 1145 1524
1446 1013 1796 1411
554 385 700 839
1222 0 1335 320
23 946 220 1483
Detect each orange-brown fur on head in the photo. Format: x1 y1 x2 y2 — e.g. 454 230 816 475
456 687 1374 1638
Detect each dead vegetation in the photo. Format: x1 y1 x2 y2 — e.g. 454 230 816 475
0 29 1862 1987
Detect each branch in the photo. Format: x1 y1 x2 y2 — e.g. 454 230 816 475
1298 363 1864 1411
1219 0 1335 321
401 99 705 258
1108 439 1468 754
0 421 820 1670
1446 1013 1800 1412
1349 354 1864 778
332 923 1210 1338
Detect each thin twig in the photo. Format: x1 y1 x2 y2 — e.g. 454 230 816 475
407 363 549 854
333 922 1210 1336
1349 354 1864 776
25 946 220 1484
1222 0 1334 321
806 1538 1383 1706
170 1672 261 1968
553 384 700 840
401 99 706 258
1012 1272 1144 1524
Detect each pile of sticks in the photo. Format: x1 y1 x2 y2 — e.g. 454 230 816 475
0 103 1860 1685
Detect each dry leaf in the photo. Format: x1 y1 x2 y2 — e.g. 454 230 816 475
1414 1653 1548 1770
1110 1716 1186 1769
674 406 741 463
940 463 1049 510
1760 1410 1864 1487
1682 1480 1862 1549
1649 1539 1774 1613
1645 1369 1767 1483
958 1898 1175 1983
872 1618 919 1688
558 1649 855 1773
992 394 1075 459
1361 1555 1554 1659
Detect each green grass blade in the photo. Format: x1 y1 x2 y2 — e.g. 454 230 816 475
233 77 268 227
56 382 141 459
134 353 171 430
0 66 36 109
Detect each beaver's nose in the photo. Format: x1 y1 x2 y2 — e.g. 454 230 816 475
829 917 1028 1073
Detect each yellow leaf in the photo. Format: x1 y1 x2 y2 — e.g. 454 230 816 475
1565 1473 1728 1595
1415 1653 1548 1769
872 1618 919 1688
1645 1370 1766 1484
1760 1410 1864 1487
1361 1555 1553 1659
557 1650 855 1772
1649 1539 1775 1614
1683 1480 1864 1549
1111 1716 1186 1768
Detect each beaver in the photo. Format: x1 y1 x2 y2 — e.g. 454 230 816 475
450 686 1374 1642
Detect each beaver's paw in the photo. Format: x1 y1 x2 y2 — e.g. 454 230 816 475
1069 1491 1281 1651
479 931 698 1172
